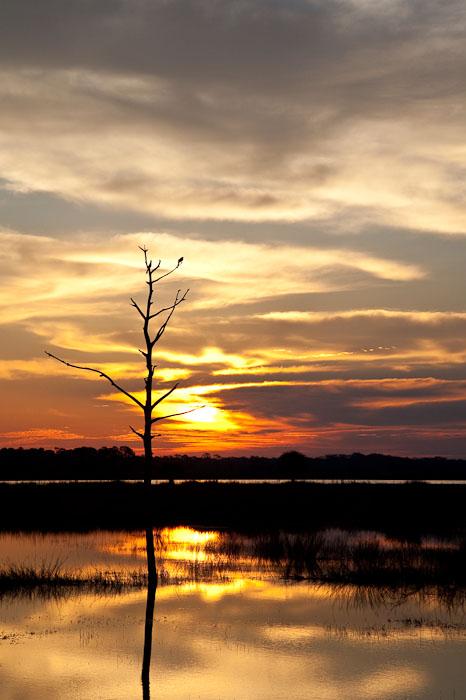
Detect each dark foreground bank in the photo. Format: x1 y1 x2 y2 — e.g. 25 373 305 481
1 481 466 535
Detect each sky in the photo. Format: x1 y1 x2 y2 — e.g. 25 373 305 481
1 0 466 457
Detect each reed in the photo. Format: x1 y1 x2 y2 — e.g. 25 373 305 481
248 531 466 586
0 561 147 594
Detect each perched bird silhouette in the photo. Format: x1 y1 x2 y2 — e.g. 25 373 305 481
178 257 184 265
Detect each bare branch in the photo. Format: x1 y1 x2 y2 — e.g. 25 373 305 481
148 289 189 320
151 382 179 410
45 351 144 410
138 245 150 272
153 257 184 284
130 298 146 320
151 289 189 346
151 405 204 424
139 246 162 278
129 425 144 439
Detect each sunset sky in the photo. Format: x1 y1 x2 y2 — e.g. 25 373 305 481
1 0 466 456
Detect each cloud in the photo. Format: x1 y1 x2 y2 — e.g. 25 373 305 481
0 227 464 456
0 1 465 229
1 2 466 455
0 229 423 331
258 310 466 324
0 428 84 443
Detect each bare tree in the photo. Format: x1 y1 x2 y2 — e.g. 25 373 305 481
46 246 194 697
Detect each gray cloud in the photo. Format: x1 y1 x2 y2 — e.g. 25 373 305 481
0 0 465 228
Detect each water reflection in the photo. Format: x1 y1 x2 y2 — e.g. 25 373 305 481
1 528 466 699
142 575 156 700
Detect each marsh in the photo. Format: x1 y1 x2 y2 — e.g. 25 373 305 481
1 527 466 699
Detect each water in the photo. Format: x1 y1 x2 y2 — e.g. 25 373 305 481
1 528 466 699
3 479 466 484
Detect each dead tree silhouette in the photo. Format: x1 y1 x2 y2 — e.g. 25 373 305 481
46 245 196 697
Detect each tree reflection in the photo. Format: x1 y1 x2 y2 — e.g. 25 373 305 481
141 526 158 700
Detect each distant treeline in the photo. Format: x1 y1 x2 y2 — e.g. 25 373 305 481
1 446 466 481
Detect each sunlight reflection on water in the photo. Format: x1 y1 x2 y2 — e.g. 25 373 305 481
0 528 465 699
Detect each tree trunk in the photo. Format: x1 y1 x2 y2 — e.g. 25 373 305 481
142 433 157 694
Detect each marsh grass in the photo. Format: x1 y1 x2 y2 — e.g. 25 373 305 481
246 531 466 588
0 560 147 596
188 528 466 591
4 529 466 603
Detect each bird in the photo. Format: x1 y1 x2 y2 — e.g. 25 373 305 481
178 257 184 265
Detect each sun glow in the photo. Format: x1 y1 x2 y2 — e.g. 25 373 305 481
177 579 250 601
166 527 218 546
188 405 221 423
101 527 219 560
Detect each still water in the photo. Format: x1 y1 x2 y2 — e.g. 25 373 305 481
0 528 465 699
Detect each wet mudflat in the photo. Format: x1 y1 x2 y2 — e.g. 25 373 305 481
1 528 465 699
